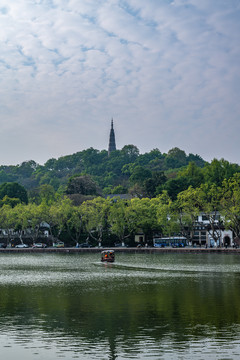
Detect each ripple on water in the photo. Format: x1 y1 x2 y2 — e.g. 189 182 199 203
0 253 240 359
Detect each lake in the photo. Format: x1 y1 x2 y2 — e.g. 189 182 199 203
0 251 240 359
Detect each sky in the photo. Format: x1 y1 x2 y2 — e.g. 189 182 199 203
1 0 240 166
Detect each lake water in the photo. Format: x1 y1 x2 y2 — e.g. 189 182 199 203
0 251 240 359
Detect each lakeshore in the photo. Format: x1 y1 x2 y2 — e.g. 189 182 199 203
0 246 240 254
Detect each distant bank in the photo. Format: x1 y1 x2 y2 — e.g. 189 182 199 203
0 247 240 254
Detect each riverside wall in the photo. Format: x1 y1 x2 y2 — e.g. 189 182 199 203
0 247 240 254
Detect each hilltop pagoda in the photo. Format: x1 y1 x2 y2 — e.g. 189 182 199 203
108 119 116 156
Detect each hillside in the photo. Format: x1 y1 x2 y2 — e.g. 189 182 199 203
0 145 239 201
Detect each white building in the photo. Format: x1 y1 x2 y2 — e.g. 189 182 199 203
193 213 232 247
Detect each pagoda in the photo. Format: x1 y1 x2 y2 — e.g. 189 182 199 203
108 119 116 156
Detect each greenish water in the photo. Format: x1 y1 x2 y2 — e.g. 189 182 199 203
0 252 240 359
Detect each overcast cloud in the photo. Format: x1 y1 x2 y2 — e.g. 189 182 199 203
0 0 240 165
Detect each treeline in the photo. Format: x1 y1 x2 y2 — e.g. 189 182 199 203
0 146 207 196
1 145 240 201
0 145 240 246
0 172 240 246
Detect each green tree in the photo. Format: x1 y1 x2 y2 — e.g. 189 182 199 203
198 184 223 246
178 162 204 188
66 206 84 245
66 175 100 196
111 185 128 194
221 173 240 238
176 186 201 242
49 197 73 240
203 158 240 186
128 166 152 198
144 171 167 198
136 148 163 168
15 160 38 177
108 199 133 246
0 182 28 204
0 169 15 183
10 203 31 243
121 145 139 162
163 177 189 200
156 191 180 237
0 204 15 245
164 147 187 169
129 166 152 186
81 197 110 246
44 158 56 171
129 197 160 242
29 184 56 205
0 195 21 208
187 153 205 167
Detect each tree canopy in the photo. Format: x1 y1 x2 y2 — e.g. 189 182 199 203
0 145 239 203
0 182 28 205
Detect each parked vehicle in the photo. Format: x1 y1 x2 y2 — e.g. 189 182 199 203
0 243 7 248
76 243 92 248
171 242 185 248
15 243 29 248
53 242 64 248
153 236 187 247
153 239 166 247
32 243 47 248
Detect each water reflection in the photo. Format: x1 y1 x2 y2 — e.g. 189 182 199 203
0 252 240 359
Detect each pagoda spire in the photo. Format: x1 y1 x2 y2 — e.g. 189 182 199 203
108 119 116 156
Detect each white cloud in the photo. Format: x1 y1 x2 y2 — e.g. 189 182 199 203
0 0 239 165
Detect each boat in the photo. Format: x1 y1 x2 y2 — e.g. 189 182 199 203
101 250 115 262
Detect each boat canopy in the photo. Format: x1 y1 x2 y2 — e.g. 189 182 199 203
101 249 115 262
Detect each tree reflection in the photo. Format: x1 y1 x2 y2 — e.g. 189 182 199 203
1 254 240 358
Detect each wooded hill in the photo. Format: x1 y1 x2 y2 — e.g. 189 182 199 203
0 145 239 202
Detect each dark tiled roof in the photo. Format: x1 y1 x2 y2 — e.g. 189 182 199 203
105 194 133 200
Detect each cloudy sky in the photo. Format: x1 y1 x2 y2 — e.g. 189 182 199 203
1 0 240 166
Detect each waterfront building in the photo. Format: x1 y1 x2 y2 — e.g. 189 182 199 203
152 212 233 248
193 213 232 247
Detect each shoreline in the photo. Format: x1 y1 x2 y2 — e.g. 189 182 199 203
0 247 240 254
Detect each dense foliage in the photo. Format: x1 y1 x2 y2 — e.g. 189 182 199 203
0 173 240 247
0 146 240 247
0 182 28 206
0 145 208 197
